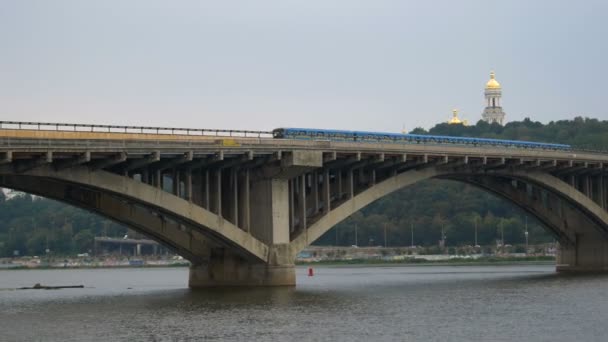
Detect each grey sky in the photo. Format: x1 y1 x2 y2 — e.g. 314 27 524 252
1 0 606 132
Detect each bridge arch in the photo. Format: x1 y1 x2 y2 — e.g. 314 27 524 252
290 166 608 261
0 165 269 264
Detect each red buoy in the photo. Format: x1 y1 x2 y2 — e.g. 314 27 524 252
308 267 314 277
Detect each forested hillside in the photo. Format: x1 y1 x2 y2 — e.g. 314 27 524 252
0 192 126 257
1 117 606 256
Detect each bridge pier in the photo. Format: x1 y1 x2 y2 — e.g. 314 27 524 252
557 232 608 273
188 248 295 287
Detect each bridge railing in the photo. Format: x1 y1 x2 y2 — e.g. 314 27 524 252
0 121 273 138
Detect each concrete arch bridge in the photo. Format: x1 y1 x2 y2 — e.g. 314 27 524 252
1 122 608 287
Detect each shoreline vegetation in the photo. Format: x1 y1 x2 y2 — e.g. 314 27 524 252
296 256 555 266
0 263 191 271
1 255 555 270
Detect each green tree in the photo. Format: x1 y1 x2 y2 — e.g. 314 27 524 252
73 229 95 253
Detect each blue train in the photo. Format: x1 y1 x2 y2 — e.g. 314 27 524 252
272 128 572 151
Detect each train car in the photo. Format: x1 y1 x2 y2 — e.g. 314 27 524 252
272 127 571 151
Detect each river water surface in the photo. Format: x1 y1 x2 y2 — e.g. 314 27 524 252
1 265 608 341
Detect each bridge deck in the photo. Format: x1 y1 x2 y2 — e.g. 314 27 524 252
0 128 606 166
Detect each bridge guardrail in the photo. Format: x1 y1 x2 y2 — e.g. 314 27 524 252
0 121 273 138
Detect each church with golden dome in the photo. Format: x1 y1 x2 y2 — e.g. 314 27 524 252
448 109 467 125
481 71 506 125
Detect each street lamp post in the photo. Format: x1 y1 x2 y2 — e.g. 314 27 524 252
525 216 529 255
440 224 446 249
335 226 339 246
410 222 414 248
501 221 504 246
384 223 387 248
474 217 478 247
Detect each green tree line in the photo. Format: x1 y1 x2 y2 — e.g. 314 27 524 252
0 193 126 257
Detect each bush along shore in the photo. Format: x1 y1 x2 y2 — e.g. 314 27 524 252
296 255 556 266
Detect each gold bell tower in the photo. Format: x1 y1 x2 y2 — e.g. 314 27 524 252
481 71 506 125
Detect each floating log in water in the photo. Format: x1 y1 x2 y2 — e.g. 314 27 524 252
18 283 84 290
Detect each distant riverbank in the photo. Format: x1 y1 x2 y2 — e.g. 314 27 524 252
296 255 555 267
1 255 556 270
0 257 191 270
0 263 191 271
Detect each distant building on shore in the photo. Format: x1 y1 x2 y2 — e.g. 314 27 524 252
481 71 506 125
447 109 467 126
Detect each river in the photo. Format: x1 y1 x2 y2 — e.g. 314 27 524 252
1 265 608 341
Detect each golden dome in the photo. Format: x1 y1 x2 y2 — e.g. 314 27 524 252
448 109 463 125
485 71 501 89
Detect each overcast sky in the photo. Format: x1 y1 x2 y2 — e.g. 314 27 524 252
1 0 606 132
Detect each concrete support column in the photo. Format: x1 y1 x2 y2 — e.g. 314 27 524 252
337 170 343 200
239 169 250 232
155 169 161 189
185 169 192 202
172 169 180 196
231 168 238 225
347 169 354 199
312 172 319 214
249 178 290 245
289 179 295 232
142 169 150 185
162 172 168 192
300 174 307 230
191 170 201 206
594 175 602 208
323 169 331 213
245 170 251 231
215 169 222 217
204 169 210 210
